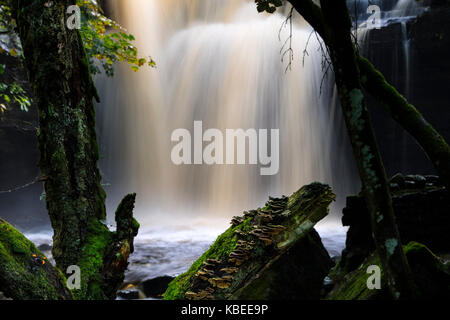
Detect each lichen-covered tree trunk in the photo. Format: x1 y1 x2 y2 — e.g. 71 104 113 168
10 0 139 299
320 0 415 299
284 0 416 299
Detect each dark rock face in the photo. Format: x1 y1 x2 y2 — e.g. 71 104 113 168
338 174 449 275
139 276 175 299
361 5 450 178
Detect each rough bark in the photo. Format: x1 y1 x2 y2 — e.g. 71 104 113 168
319 0 415 299
9 0 139 300
283 0 416 299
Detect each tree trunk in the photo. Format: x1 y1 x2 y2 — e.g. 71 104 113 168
11 0 139 300
286 0 416 299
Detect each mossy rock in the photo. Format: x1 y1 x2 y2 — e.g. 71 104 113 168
327 242 450 300
0 219 72 300
164 182 336 300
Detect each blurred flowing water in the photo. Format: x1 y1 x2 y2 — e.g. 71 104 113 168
96 0 359 226
94 0 426 283
23 0 424 285
92 0 365 282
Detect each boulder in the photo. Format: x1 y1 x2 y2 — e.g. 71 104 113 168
0 219 72 300
337 174 449 276
139 276 175 299
164 182 336 300
117 286 141 300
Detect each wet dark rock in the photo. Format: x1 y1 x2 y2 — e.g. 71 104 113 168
139 276 175 298
337 174 449 276
117 287 140 300
0 291 12 300
390 173 406 188
390 173 439 191
425 175 441 184
362 4 450 179
321 276 335 298
389 183 400 192
37 244 52 252
405 180 416 189
405 174 426 188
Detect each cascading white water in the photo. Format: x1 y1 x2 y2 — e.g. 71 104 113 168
96 0 359 230
393 0 425 16
350 0 425 27
356 0 423 173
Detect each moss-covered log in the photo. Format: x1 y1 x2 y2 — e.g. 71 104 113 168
164 182 335 300
327 242 450 300
9 0 139 299
0 219 72 300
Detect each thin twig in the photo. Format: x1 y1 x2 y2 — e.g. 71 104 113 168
302 30 315 67
0 176 43 194
279 7 295 73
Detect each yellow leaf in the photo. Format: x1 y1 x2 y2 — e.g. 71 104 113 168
10 48 18 57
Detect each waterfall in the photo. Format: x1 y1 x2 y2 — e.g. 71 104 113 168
96 0 359 229
348 0 425 27
400 22 411 98
392 0 425 17
356 0 423 175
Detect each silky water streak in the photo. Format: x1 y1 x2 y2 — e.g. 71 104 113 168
96 0 359 227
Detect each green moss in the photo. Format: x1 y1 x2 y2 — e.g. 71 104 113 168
72 218 112 300
132 218 140 232
0 219 71 300
327 242 450 300
0 219 42 262
348 88 365 132
164 220 251 300
327 252 385 300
